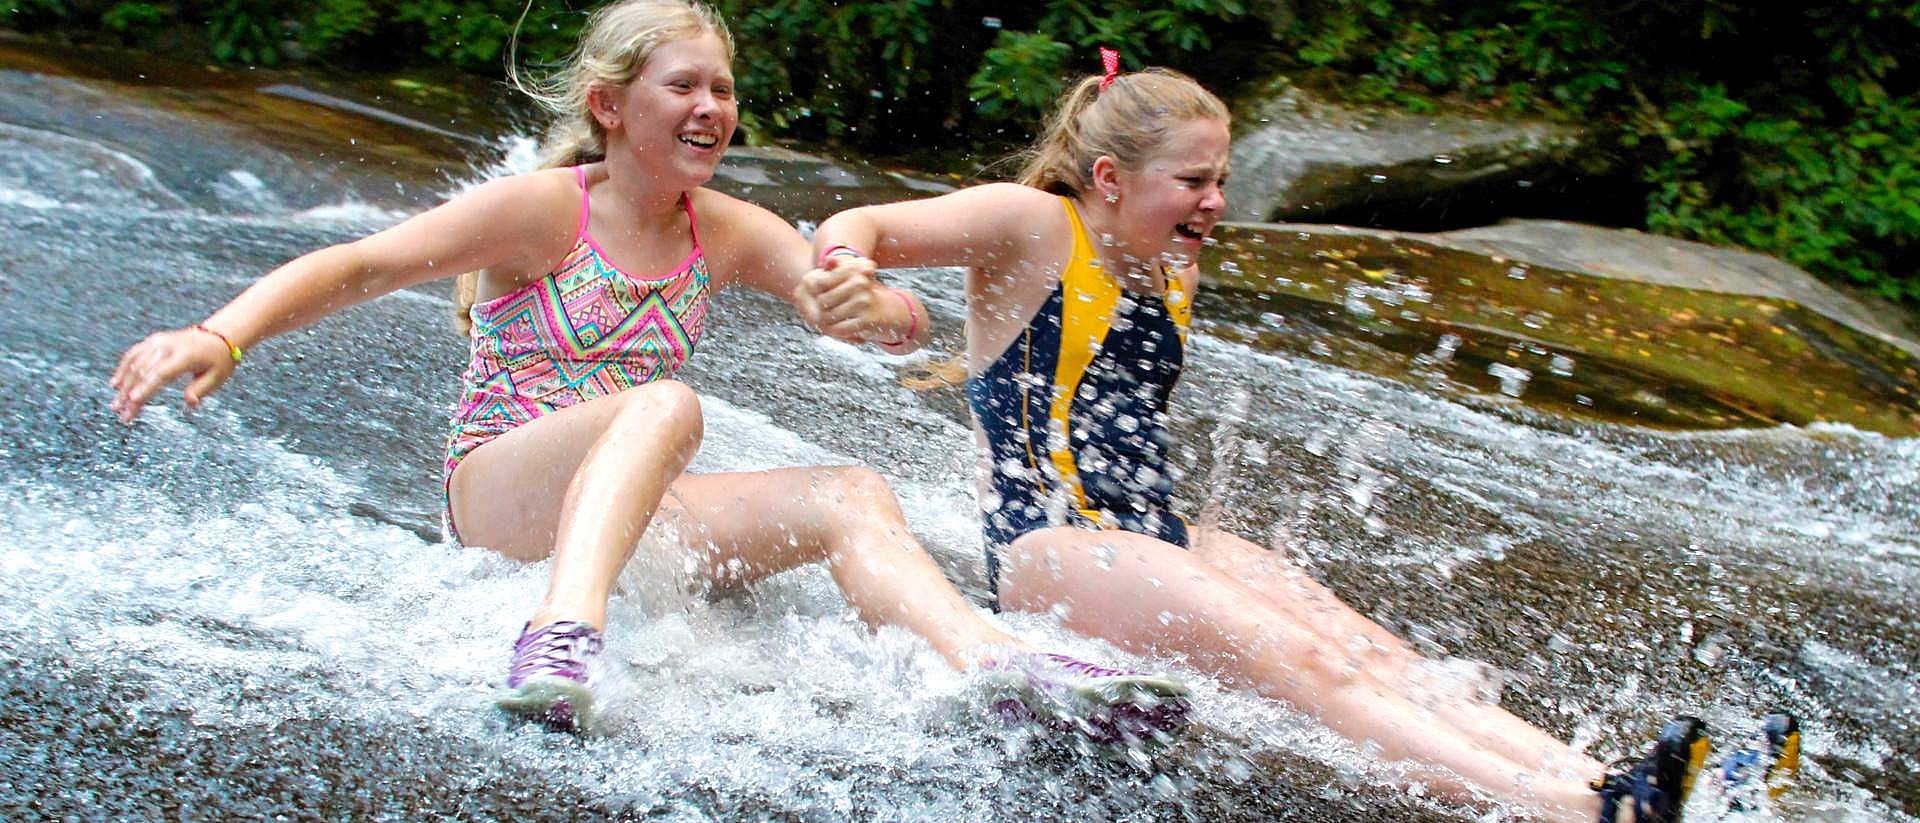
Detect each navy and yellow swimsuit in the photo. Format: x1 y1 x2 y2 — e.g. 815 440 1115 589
966 197 1194 597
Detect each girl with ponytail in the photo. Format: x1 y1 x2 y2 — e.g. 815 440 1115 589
805 53 1751 822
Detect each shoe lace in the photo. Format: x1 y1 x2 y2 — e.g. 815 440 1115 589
1034 652 1132 681
511 622 603 683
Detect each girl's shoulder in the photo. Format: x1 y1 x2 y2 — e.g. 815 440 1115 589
454 166 581 223
966 181 1063 210
685 186 790 245
681 186 808 289
937 182 1071 242
685 185 757 220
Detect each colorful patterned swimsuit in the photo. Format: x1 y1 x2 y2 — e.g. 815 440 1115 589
965 196 1192 604
442 166 710 540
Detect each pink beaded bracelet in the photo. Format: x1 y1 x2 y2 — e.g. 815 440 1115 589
818 243 866 267
876 288 920 348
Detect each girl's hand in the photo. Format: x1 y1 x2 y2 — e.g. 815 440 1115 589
792 255 894 343
109 327 238 423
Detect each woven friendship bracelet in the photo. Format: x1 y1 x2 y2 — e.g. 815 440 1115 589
191 324 244 364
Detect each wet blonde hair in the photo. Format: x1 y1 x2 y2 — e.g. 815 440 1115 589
908 67 1231 389
1016 68 1229 196
453 0 734 333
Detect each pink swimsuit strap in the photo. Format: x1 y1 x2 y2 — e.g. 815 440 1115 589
570 165 703 280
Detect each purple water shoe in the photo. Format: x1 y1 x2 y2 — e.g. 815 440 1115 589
496 620 604 733
986 652 1191 748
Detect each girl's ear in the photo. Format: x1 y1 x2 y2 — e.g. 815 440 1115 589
1090 155 1121 202
586 82 621 130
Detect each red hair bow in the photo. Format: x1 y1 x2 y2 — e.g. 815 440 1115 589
1099 47 1120 92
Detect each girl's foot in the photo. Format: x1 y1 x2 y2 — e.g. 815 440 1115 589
1718 712 1801 811
496 620 604 733
984 652 1191 747
1592 715 1711 822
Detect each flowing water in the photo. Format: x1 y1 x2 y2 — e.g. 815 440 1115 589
1 50 1916 822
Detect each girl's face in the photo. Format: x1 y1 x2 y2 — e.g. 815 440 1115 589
1112 117 1230 264
601 32 737 187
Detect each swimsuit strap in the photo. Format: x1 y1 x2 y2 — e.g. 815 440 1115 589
682 190 701 250
573 165 592 242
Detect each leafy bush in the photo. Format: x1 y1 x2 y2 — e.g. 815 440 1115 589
3 0 1914 300
1283 0 1920 301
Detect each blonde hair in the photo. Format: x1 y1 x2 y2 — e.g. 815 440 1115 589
909 67 1230 389
453 0 734 333
1016 68 1230 196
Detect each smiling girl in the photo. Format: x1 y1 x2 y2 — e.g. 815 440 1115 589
107 1 1185 738
804 59 1725 823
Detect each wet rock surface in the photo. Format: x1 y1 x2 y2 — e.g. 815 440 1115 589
1205 222 1920 435
1227 82 1600 225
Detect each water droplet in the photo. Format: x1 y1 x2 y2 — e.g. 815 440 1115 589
1091 544 1116 570
1487 362 1532 397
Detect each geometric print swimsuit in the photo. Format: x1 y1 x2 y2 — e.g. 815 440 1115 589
442 165 710 540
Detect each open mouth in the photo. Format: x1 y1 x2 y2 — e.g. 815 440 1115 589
678 132 720 149
1174 223 1207 241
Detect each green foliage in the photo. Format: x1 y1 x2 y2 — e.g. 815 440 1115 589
3 0 71 26
3 0 1914 300
711 0 1253 144
100 2 164 37
968 29 1070 120
205 0 285 64
967 0 1247 124
1645 90 1920 301
714 0 973 142
1282 0 1920 300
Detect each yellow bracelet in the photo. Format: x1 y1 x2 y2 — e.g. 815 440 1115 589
192 324 244 364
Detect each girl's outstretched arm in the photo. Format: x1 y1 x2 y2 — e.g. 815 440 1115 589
698 190 925 352
110 170 575 422
809 183 1058 273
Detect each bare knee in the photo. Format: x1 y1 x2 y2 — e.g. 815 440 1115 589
607 380 704 454
812 466 901 514
805 466 912 553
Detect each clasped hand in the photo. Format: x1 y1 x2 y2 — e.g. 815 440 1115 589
791 255 900 344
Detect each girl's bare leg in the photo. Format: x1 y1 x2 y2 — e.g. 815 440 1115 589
1192 527 1598 778
1190 526 1420 672
999 527 1604 822
659 467 1022 669
449 380 704 630
451 383 1017 668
